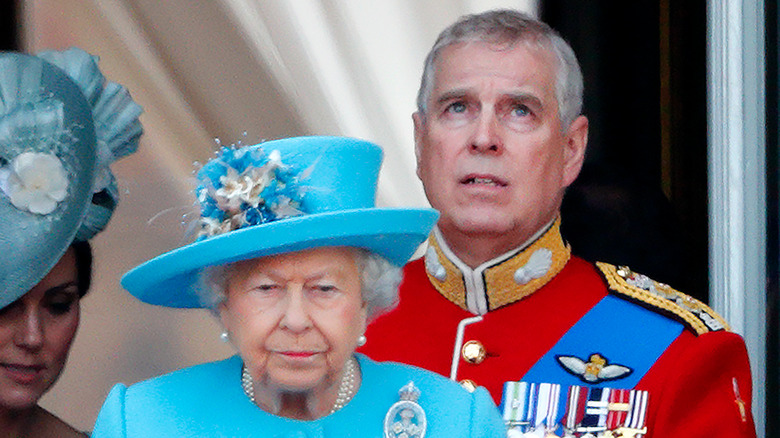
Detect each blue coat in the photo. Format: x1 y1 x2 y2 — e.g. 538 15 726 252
91 354 506 437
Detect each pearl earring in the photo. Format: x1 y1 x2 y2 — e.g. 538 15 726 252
220 331 229 343
357 334 367 347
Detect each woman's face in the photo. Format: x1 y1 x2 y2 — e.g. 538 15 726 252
219 247 367 395
0 248 80 410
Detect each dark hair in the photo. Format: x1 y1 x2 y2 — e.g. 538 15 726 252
71 240 93 297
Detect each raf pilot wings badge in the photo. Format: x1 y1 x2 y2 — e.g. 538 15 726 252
556 353 633 384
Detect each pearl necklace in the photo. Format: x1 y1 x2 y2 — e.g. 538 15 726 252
328 356 357 413
241 356 358 415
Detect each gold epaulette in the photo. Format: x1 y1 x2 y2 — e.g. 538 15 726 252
596 262 730 335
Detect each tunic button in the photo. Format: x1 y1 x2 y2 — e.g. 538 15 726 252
459 379 477 392
462 340 486 364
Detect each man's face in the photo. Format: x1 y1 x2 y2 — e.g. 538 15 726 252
414 41 587 251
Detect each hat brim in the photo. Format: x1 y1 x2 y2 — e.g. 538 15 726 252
0 52 97 309
121 208 437 308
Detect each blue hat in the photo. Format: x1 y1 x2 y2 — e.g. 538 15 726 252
0 48 142 309
122 136 438 308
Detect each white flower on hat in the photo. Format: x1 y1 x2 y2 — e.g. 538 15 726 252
214 167 248 213
214 150 283 211
200 217 234 237
0 152 69 215
196 146 305 240
240 164 277 208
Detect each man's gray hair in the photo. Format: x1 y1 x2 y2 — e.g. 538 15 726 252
199 249 402 321
416 9 584 129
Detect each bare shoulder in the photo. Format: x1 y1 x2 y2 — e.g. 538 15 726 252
596 262 729 335
31 407 89 438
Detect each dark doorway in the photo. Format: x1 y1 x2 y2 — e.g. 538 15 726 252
764 1 778 436
544 2 709 302
1 1 19 51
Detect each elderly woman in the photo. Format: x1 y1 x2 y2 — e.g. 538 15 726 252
91 137 505 437
0 49 141 436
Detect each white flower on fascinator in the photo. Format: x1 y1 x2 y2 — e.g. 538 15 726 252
0 152 69 214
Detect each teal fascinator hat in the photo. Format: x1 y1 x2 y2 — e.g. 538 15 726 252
0 48 142 309
122 136 438 308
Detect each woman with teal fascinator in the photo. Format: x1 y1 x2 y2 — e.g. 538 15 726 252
0 48 142 437
91 136 506 437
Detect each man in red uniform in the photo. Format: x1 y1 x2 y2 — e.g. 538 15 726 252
361 9 756 437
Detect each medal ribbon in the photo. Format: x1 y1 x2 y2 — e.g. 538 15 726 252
526 382 538 431
501 381 531 429
532 383 561 433
624 390 649 437
579 387 610 434
606 388 630 430
504 384 650 437
563 385 588 432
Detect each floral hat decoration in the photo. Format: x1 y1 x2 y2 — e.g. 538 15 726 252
121 136 438 308
0 48 142 309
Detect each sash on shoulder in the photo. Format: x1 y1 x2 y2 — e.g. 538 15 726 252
521 295 683 387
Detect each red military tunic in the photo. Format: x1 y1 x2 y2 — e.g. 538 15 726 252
361 219 756 437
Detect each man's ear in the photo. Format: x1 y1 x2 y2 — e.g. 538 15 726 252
562 115 588 188
412 112 424 179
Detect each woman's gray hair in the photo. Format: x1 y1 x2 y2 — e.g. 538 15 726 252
416 9 584 129
198 249 403 321
353 249 403 320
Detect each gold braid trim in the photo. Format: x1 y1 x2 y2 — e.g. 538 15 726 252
426 234 469 310
425 218 570 312
483 220 570 309
597 262 730 335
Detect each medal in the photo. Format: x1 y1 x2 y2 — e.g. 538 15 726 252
502 381 532 431
384 381 427 438
605 389 630 430
533 383 561 436
602 389 649 438
501 382 561 437
576 387 610 436
562 385 588 436
618 389 649 437
504 382 650 437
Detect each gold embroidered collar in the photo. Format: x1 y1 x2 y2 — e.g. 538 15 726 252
423 218 571 314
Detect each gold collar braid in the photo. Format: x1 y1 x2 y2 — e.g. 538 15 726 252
423 218 571 314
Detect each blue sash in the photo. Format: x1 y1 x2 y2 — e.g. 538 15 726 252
521 294 682 387
499 295 683 428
